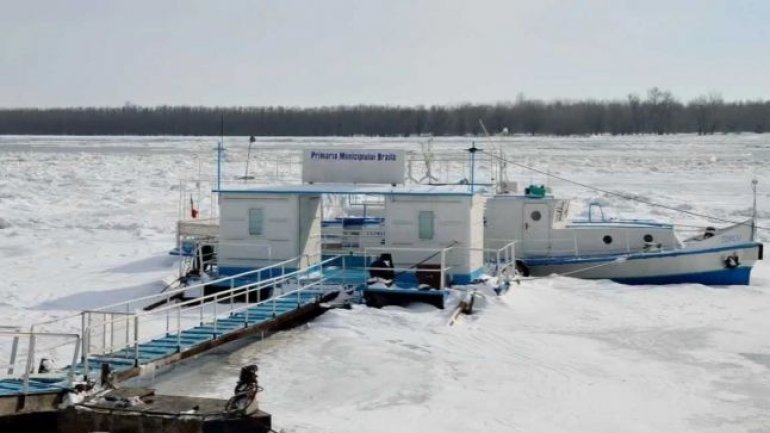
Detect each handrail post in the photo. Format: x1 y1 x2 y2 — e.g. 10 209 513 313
8 334 19 375
22 334 35 395
110 314 116 355
176 307 182 351
440 248 446 288
102 314 107 354
213 293 218 335
133 316 139 367
82 312 90 379
68 335 81 387
245 297 250 325
124 306 130 357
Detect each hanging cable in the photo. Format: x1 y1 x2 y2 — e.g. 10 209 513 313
481 149 770 232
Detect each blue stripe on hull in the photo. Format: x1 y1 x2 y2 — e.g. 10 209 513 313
610 267 752 286
521 242 761 266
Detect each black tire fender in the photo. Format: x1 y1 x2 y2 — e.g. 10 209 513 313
724 254 740 269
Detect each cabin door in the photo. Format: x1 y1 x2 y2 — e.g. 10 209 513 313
522 203 550 255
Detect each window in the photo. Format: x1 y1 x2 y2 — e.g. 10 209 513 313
603 235 613 244
643 234 653 243
418 211 434 240
248 208 264 236
531 210 542 221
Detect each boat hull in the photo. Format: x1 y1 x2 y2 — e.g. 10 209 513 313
519 242 763 285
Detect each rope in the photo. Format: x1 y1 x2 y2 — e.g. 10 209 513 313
481 149 770 233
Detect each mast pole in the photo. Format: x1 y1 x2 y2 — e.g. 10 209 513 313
217 114 224 192
468 142 479 195
244 135 256 181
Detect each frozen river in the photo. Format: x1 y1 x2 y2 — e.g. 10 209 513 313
1 134 769 432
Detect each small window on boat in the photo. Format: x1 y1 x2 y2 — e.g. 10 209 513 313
248 208 264 236
603 235 613 244
643 234 653 243
530 210 542 221
418 211 434 240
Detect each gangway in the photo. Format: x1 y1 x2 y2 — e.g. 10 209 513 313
0 255 356 403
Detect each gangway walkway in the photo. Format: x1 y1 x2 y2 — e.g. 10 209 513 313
0 255 357 400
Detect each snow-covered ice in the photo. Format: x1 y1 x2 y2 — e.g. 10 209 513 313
1 134 769 432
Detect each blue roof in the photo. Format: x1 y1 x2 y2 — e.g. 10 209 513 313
215 183 486 196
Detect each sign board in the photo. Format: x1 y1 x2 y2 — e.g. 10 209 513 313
302 149 405 184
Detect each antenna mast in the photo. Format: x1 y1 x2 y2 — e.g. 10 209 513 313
217 114 224 192
243 135 256 181
468 142 479 194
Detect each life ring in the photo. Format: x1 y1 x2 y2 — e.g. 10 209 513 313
724 254 740 269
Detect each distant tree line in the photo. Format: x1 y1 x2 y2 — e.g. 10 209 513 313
1 89 769 136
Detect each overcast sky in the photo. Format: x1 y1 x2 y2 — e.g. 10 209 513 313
1 0 768 107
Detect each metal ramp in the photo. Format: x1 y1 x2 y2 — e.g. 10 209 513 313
1 255 354 399
74 289 334 378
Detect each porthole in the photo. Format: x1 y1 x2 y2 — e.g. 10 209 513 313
603 235 613 244
643 234 653 243
531 210 542 221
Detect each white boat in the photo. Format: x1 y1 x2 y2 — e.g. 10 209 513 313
484 189 763 285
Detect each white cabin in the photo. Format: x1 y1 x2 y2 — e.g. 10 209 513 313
214 184 487 285
484 194 679 258
382 187 486 284
216 190 322 274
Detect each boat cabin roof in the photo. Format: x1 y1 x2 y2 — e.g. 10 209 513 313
214 183 486 197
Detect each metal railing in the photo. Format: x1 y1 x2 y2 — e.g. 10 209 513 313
0 330 81 395
77 255 346 379
349 241 520 288
31 255 310 336
478 240 517 276
322 230 387 253
25 254 337 380
363 245 455 288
